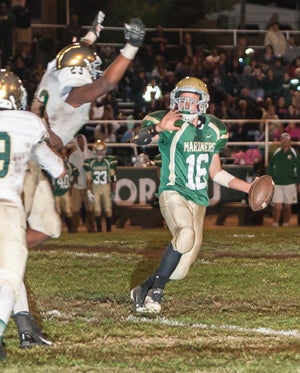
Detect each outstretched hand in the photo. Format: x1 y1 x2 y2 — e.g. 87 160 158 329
124 18 146 47
91 10 105 37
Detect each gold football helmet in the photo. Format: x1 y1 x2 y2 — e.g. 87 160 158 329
170 76 210 121
0 69 27 110
56 42 102 80
93 140 107 158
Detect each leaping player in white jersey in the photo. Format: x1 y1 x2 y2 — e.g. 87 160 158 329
0 70 65 360
13 11 146 349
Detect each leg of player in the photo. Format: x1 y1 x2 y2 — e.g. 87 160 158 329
13 282 52 348
131 191 205 314
131 243 181 313
26 227 50 248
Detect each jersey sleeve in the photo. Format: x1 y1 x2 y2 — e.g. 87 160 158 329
140 110 168 129
82 158 92 171
32 142 64 178
206 114 229 153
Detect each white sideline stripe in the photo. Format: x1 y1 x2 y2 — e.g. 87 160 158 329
126 315 300 338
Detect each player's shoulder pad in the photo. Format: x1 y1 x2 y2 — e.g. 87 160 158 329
106 155 118 163
141 110 168 128
205 113 228 134
205 114 226 128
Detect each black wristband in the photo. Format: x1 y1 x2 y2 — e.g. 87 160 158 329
149 125 159 136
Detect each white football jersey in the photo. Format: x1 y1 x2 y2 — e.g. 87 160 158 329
0 110 64 207
34 60 92 145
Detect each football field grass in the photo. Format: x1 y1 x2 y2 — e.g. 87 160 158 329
2 222 300 372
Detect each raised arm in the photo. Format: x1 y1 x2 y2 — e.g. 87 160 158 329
66 18 146 107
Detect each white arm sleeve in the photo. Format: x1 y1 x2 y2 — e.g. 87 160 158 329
212 170 235 188
32 142 65 178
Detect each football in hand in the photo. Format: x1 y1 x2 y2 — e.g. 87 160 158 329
248 175 274 211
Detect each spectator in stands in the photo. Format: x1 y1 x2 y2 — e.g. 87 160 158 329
264 18 287 59
12 0 31 52
130 68 148 113
119 60 135 102
151 24 168 57
233 98 262 141
267 132 300 227
286 119 300 141
284 34 300 65
62 13 83 44
261 67 282 98
150 57 168 82
278 71 293 106
120 122 141 143
238 65 265 104
273 57 287 81
161 70 177 96
174 55 192 80
275 95 290 121
205 47 221 69
140 45 157 81
90 96 105 121
0 1 15 67
178 31 196 59
99 45 118 70
143 77 163 113
258 45 276 75
94 104 118 143
160 70 177 108
230 35 248 62
259 100 280 140
288 56 300 78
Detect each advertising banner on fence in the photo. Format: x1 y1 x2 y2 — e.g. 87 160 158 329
115 165 252 205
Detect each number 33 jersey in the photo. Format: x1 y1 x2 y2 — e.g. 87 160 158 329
143 110 229 206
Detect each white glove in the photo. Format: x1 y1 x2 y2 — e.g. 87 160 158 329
91 10 105 37
87 189 95 203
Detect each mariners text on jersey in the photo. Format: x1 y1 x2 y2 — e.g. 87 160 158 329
184 141 215 152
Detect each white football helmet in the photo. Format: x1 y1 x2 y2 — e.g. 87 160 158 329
0 69 27 110
56 42 102 80
170 76 210 122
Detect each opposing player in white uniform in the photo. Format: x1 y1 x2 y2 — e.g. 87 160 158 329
27 11 145 244
0 70 65 359
13 11 146 348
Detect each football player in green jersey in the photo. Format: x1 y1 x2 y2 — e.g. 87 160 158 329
130 76 255 313
83 140 118 232
49 147 79 233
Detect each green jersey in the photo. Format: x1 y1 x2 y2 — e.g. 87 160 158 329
267 147 300 185
141 110 229 206
83 156 117 185
51 161 79 197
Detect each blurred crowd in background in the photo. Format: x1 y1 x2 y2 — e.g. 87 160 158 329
2 3 300 153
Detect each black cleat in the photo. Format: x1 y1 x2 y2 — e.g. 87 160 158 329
14 312 52 349
130 286 148 312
